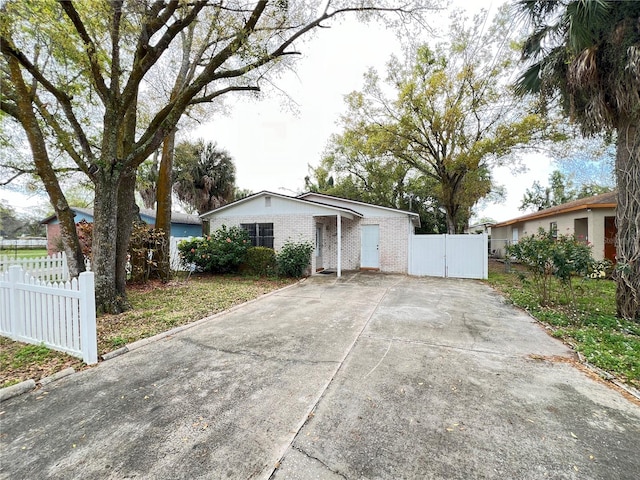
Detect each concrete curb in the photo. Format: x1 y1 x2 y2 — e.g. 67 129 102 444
580 359 640 401
0 380 36 403
0 368 78 403
522 308 640 402
39 368 76 386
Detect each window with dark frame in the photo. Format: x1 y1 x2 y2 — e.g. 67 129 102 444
240 223 274 248
550 221 558 239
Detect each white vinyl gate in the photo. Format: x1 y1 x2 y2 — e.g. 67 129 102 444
409 234 488 279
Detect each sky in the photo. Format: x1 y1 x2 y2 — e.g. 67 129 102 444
0 0 556 224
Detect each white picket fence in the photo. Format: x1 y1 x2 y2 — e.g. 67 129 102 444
0 252 92 282
0 265 97 364
0 238 47 248
0 252 70 282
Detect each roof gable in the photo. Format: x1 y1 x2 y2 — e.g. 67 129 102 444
298 192 420 224
200 191 364 219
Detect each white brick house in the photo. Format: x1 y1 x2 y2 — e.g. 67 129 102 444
200 191 420 276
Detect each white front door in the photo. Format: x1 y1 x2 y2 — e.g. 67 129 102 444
361 225 380 269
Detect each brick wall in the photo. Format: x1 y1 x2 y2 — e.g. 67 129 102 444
45 224 61 255
366 216 410 273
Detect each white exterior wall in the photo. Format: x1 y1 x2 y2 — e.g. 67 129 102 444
490 225 511 257
209 214 412 273
519 212 582 238
590 213 608 261
320 217 358 271
371 216 411 273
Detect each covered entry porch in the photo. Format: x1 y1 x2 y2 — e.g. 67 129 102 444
312 212 360 278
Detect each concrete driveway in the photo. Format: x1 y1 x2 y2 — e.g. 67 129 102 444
1 273 639 479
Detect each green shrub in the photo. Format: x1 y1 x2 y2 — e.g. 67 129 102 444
242 246 277 276
506 228 594 306
178 225 251 273
277 239 314 278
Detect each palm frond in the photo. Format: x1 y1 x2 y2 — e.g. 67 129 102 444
565 0 611 52
514 63 542 96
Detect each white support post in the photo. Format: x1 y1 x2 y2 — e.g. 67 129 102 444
483 233 489 280
79 271 97 364
337 213 342 278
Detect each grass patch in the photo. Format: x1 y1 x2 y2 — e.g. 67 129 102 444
487 260 640 389
0 248 49 259
0 274 296 388
0 338 84 388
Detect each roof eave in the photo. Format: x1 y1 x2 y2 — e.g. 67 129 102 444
493 203 616 227
200 190 366 219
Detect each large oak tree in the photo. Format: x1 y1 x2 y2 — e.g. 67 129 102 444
322 7 554 233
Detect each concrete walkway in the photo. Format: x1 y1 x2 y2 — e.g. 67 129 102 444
1 273 639 479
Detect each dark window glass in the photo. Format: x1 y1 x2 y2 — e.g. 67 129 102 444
258 223 274 248
241 223 257 246
241 223 273 248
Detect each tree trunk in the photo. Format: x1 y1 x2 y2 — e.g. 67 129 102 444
6 55 86 277
445 213 457 235
116 168 139 296
92 171 126 314
139 149 159 210
615 120 640 321
154 130 176 282
444 194 460 234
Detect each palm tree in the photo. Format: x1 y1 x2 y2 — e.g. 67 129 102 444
514 0 640 320
173 140 236 215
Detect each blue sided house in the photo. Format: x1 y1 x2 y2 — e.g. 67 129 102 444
41 206 202 254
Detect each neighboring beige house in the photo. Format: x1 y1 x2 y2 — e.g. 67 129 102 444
200 191 420 277
465 222 493 235
491 191 617 262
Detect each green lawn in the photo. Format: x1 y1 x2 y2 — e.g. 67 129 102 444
0 248 49 259
0 274 296 388
487 262 640 390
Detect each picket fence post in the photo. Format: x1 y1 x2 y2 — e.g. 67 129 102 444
62 252 69 281
79 271 97 364
8 266 21 341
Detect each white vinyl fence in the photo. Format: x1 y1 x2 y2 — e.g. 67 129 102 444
0 252 70 282
0 238 47 249
170 236 186 270
409 234 488 279
0 265 97 364
0 252 92 282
